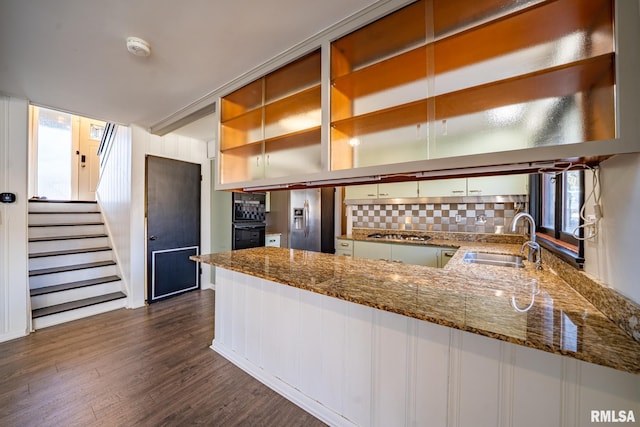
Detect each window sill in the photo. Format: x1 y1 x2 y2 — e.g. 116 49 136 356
536 233 584 269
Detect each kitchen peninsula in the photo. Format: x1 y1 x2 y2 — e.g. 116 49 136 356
193 240 640 426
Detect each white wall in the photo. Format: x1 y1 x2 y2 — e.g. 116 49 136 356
0 95 30 342
129 125 212 307
96 125 133 301
584 153 640 304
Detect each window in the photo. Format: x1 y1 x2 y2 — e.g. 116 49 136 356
532 170 584 267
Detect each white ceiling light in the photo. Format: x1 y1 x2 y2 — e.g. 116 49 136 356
126 37 151 57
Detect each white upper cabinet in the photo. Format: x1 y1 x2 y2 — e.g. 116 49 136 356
418 178 467 198
466 175 528 197
345 182 419 200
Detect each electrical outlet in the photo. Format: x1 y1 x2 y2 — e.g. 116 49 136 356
455 214 462 223
586 214 597 223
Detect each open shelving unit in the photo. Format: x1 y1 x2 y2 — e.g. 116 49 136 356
330 0 615 170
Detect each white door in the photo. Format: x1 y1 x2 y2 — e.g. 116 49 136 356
31 106 104 201
75 117 104 200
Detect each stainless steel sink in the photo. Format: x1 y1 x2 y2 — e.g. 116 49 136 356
462 251 525 268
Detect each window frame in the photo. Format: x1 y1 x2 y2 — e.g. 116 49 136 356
530 171 585 268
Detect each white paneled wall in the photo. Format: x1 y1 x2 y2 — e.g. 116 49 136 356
96 124 133 300
213 268 640 427
0 95 29 342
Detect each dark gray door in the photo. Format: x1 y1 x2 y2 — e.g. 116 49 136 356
146 156 201 303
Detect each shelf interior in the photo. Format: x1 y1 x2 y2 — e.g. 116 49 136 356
265 50 321 103
221 79 263 122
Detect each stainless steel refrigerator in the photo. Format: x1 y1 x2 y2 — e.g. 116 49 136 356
289 188 335 253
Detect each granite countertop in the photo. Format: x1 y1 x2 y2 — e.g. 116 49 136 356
193 237 640 374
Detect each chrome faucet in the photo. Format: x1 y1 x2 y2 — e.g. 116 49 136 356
511 212 536 243
512 212 543 270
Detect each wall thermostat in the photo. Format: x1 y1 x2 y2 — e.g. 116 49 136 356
1 193 16 203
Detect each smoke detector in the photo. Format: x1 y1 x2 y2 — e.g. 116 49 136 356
126 37 151 57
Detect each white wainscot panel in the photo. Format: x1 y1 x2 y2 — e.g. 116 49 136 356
452 330 503 427
372 309 410 426
343 302 374 426
511 343 564 427
412 319 450 426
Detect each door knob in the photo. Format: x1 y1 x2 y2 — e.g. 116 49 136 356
149 235 157 240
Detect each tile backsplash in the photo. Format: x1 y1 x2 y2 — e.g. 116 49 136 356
351 201 528 234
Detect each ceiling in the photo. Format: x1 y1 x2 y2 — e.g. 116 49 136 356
0 0 376 138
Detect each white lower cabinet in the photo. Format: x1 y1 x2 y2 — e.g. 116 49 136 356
353 240 442 267
437 247 457 268
391 243 438 267
336 238 353 256
353 241 391 261
266 234 281 247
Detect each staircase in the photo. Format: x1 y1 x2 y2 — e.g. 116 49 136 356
28 200 127 329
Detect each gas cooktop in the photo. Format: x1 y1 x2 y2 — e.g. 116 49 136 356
367 233 431 242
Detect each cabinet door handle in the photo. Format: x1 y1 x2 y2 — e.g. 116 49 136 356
379 193 389 196
444 252 455 258
367 193 376 197
256 156 260 167
452 190 465 194
340 242 349 247
469 189 482 194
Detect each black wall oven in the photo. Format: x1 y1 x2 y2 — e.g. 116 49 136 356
233 223 266 250
232 192 266 249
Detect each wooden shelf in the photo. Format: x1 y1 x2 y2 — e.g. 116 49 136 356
332 100 427 136
264 126 321 148
265 50 321 103
435 53 614 121
220 139 263 156
331 53 614 137
331 46 426 99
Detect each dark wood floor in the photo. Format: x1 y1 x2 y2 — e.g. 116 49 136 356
0 290 326 426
